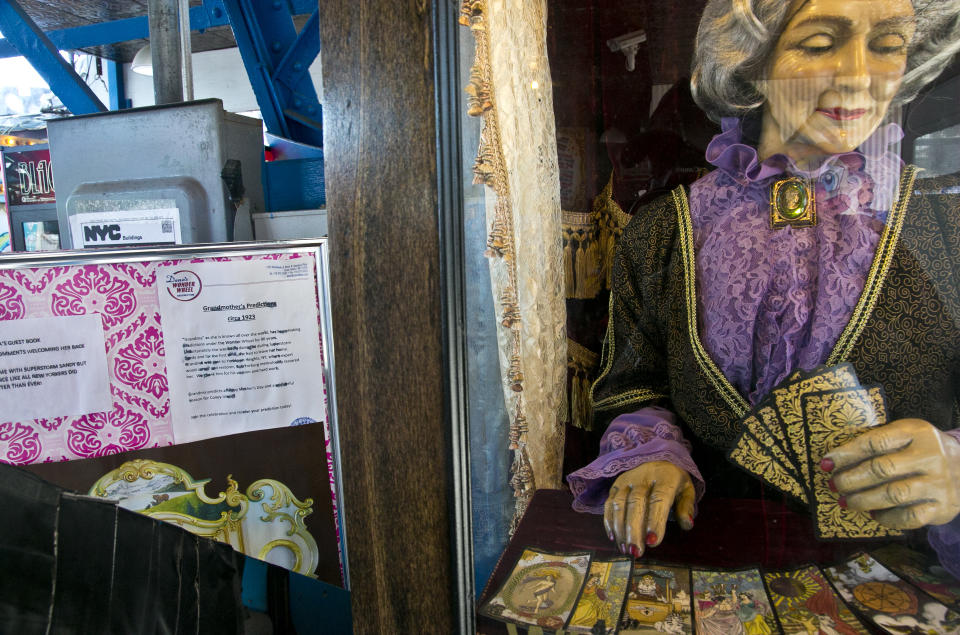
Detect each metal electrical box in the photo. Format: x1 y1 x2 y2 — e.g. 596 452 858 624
47 99 264 249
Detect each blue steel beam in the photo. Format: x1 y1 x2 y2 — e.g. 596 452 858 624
0 0 318 59
221 0 290 138
274 10 321 115
105 59 129 110
0 0 106 114
274 10 322 138
221 0 322 147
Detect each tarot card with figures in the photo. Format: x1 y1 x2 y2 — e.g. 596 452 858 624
824 553 960 634
478 548 592 631
566 557 632 635
764 564 869 634
618 563 694 634
692 568 780 635
871 544 960 611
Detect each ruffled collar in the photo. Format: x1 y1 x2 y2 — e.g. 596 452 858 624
706 117 905 186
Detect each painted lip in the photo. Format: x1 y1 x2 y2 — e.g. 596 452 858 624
817 107 868 120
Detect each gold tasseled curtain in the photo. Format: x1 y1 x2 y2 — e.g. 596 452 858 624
460 0 568 526
562 177 633 430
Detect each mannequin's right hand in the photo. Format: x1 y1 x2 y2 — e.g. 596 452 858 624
603 461 696 558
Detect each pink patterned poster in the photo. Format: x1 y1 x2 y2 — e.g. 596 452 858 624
0 250 330 466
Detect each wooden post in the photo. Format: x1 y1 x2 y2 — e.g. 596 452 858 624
318 0 460 631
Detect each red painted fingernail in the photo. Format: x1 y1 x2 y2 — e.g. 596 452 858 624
820 457 835 472
838 496 847 509
630 544 641 559
828 478 837 493
646 531 658 546
688 515 695 528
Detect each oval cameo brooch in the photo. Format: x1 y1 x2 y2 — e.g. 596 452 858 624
770 176 816 229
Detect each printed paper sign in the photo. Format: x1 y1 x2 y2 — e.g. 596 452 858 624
70 209 181 248
158 258 325 443
0 314 110 421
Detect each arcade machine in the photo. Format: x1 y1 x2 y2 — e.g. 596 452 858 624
1 142 59 252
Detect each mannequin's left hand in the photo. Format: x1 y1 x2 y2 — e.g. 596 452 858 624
823 418 960 529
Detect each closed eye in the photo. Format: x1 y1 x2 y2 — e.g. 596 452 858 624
870 32 907 54
797 33 835 54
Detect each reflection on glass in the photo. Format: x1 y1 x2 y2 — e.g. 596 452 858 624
916 122 960 178
23 220 59 251
469 0 960 613
464 2 960 631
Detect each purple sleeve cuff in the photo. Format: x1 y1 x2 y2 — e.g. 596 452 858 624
928 517 960 580
928 429 960 577
566 406 705 514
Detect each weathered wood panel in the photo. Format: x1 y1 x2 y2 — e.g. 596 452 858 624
318 0 456 631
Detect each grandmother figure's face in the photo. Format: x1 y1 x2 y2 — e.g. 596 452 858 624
759 0 916 161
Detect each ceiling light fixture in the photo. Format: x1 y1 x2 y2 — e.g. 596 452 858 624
131 44 153 76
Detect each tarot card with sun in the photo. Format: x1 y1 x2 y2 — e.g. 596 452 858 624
764 565 869 634
823 553 960 634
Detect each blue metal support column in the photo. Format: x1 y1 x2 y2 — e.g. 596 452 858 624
105 60 129 110
0 0 106 114
220 0 323 148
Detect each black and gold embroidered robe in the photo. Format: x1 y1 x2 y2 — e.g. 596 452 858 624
591 167 960 496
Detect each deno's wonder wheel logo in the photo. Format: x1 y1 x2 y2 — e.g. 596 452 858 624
164 270 202 301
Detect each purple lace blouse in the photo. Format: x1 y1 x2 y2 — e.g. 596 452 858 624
567 120 960 570
693 119 903 403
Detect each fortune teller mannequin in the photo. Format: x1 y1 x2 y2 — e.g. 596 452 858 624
567 0 960 568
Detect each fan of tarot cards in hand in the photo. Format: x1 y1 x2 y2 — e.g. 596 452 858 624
727 363 903 540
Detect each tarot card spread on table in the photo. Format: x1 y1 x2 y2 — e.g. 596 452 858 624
871 544 960 611
764 564 869 634
692 568 779 635
478 548 591 630
567 557 632 635
824 553 960 634
619 563 694 634
727 363 903 539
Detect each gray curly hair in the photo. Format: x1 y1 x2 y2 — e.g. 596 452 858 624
691 0 960 121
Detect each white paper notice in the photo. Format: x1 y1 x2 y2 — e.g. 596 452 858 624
70 208 182 248
0 314 111 421
158 258 325 444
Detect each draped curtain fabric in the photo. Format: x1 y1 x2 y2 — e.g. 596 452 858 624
461 0 567 525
